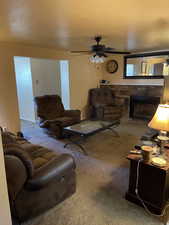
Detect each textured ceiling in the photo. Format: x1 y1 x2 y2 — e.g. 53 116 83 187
1 0 169 52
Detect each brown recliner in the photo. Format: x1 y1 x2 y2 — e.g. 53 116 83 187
87 87 124 121
2 131 76 222
34 95 81 138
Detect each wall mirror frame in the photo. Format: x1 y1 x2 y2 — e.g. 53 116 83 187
123 51 169 79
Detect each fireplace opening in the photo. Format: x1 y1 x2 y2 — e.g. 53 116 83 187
129 95 160 120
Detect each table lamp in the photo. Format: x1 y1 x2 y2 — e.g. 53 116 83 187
148 104 169 155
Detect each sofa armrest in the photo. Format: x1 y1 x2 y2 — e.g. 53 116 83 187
26 154 76 190
63 110 81 120
5 155 27 200
40 119 62 128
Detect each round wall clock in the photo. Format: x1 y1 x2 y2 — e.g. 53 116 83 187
106 60 118 73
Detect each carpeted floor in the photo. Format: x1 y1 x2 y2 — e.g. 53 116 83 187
21 119 164 225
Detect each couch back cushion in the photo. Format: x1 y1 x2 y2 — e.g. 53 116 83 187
2 131 58 174
35 95 65 120
89 88 115 107
1 132 16 146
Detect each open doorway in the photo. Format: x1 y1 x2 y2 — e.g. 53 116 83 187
14 56 70 133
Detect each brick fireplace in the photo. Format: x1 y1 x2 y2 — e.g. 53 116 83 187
129 95 160 120
100 84 163 120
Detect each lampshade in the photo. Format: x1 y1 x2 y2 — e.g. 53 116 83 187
148 104 169 131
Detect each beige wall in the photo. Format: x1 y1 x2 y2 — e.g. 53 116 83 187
69 55 102 118
102 55 164 86
0 43 102 132
0 134 12 225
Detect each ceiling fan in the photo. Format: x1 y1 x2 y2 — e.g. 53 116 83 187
71 36 130 56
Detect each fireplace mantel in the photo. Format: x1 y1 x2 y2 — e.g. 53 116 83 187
100 84 163 98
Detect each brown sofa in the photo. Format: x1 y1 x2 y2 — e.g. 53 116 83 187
35 95 81 138
2 131 76 222
87 87 124 121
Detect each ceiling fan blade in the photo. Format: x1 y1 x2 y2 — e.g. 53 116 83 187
71 51 91 53
105 50 130 54
104 47 115 51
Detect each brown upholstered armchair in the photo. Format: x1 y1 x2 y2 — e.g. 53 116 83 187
87 87 124 121
34 95 81 138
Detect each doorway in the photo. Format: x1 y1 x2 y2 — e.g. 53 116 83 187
14 56 70 132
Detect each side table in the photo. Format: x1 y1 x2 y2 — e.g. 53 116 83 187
125 153 169 215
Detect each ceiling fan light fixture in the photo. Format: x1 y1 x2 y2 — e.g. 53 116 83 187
90 54 106 63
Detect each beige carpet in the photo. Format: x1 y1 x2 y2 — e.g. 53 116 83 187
22 119 164 225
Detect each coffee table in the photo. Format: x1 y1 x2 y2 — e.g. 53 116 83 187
63 120 120 155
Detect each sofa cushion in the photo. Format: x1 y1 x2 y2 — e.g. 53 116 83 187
1 132 16 146
2 131 60 172
90 87 115 106
19 142 57 170
31 150 57 170
4 144 34 178
33 157 48 169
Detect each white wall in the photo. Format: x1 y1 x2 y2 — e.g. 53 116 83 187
0 134 12 225
31 58 61 97
14 57 36 122
60 60 70 109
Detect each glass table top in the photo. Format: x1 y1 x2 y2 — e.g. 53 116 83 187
64 120 116 135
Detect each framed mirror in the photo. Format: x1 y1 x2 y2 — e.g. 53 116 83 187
124 51 169 79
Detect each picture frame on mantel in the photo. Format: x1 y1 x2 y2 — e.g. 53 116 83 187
123 51 169 79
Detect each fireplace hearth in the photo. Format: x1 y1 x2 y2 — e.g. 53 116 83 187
129 95 160 120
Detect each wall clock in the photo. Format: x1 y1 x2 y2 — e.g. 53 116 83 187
106 60 118 73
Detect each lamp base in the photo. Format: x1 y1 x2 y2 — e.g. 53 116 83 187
158 130 169 140
157 135 169 141
151 156 167 167
157 131 169 156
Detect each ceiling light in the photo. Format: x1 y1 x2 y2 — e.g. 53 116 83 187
90 54 106 64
